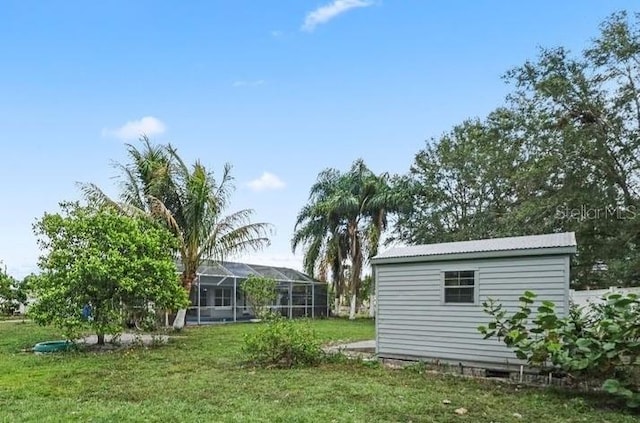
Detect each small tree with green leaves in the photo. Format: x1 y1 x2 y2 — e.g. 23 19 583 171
30 202 188 344
0 263 18 315
241 275 278 320
14 274 36 312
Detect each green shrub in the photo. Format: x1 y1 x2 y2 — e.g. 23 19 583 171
243 317 323 368
479 291 640 408
241 275 278 320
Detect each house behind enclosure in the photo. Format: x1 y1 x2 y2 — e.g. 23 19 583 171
179 260 329 324
371 232 577 369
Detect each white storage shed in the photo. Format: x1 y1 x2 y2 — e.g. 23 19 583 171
371 232 577 368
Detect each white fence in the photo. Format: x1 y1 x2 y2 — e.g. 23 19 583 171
570 287 640 308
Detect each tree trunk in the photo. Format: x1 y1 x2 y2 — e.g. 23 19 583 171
97 333 105 345
347 220 363 321
349 293 357 320
349 255 362 319
333 297 340 316
173 309 186 330
337 245 345 304
172 272 195 329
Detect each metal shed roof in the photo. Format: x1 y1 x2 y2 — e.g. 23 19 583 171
372 232 577 264
177 260 320 283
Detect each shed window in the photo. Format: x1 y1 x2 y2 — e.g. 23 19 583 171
444 271 475 304
214 287 232 307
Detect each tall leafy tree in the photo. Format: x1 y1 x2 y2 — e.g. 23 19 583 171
394 111 524 245
293 159 403 319
394 11 640 288
81 138 271 327
30 203 188 344
504 11 640 287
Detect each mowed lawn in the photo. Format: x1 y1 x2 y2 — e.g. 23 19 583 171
0 319 636 422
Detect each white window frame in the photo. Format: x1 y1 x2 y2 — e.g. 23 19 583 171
440 269 478 305
213 287 233 309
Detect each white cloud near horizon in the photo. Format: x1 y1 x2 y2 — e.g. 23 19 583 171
302 0 372 32
270 30 284 38
232 80 265 87
102 116 166 140
247 172 286 192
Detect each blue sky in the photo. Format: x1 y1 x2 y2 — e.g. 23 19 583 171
1 0 637 278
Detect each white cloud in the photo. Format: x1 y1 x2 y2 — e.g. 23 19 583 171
302 0 372 32
247 172 286 192
102 116 166 140
270 30 284 38
232 80 265 88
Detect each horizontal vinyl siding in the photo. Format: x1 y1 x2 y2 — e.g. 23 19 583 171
376 255 569 366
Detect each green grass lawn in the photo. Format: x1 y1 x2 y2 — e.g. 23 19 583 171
0 319 636 422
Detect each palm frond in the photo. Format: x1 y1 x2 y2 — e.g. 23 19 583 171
147 195 185 246
77 182 118 208
198 209 272 261
83 137 273 290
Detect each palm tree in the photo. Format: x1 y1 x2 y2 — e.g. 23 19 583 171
293 159 401 319
292 202 349 313
81 137 271 327
80 137 177 217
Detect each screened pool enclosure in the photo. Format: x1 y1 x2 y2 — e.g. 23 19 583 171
181 260 329 324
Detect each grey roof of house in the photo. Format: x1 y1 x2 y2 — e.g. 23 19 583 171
372 232 577 264
176 260 321 283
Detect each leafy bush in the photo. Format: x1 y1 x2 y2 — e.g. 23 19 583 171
30 203 188 344
0 278 17 316
479 291 640 407
243 317 323 368
241 275 278 320
0 265 28 315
